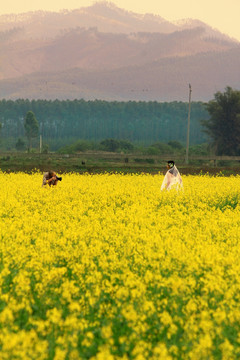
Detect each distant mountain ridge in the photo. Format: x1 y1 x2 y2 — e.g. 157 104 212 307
0 2 236 40
0 1 239 101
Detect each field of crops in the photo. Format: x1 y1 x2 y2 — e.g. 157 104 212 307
0 172 240 359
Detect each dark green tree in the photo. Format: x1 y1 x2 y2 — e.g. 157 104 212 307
42 143 49 154
202 87 240 155
24 111 39 152
168 140 184 150
100 138 120 152
118 140 134 152
15 138 25 151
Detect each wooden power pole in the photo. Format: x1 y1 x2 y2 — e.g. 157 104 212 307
40 134 42 153
39 122 43 154
185 84 192 164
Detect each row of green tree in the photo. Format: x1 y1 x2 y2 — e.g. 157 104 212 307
1 87 240 155
0 98 208 148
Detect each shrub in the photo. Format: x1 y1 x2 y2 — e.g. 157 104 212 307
15 138 25 151
100 139 134 153
168 140 184 150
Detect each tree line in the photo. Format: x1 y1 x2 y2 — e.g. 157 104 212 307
1 88 240 155
0 99 208 150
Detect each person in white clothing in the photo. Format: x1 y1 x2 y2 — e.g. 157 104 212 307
161 161 183 191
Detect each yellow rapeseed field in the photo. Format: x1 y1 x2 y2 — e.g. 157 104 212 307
0 171 240 359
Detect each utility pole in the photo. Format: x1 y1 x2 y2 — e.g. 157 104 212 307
40 134 42 153
39 122 42 154
185 84 192 164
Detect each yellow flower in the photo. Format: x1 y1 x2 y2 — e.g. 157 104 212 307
0 172 240 359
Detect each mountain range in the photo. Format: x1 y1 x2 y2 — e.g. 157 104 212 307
0 1 239 101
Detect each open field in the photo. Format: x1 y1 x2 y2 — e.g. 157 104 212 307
0 172 240 359
0 152 240 175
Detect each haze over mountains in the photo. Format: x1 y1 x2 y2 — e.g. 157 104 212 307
0 1 239 101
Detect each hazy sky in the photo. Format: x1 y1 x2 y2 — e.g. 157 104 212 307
1 0 240 41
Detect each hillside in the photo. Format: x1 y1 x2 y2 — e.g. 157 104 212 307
0 2 239 101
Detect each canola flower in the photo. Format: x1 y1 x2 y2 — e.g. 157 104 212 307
0 171 240 359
